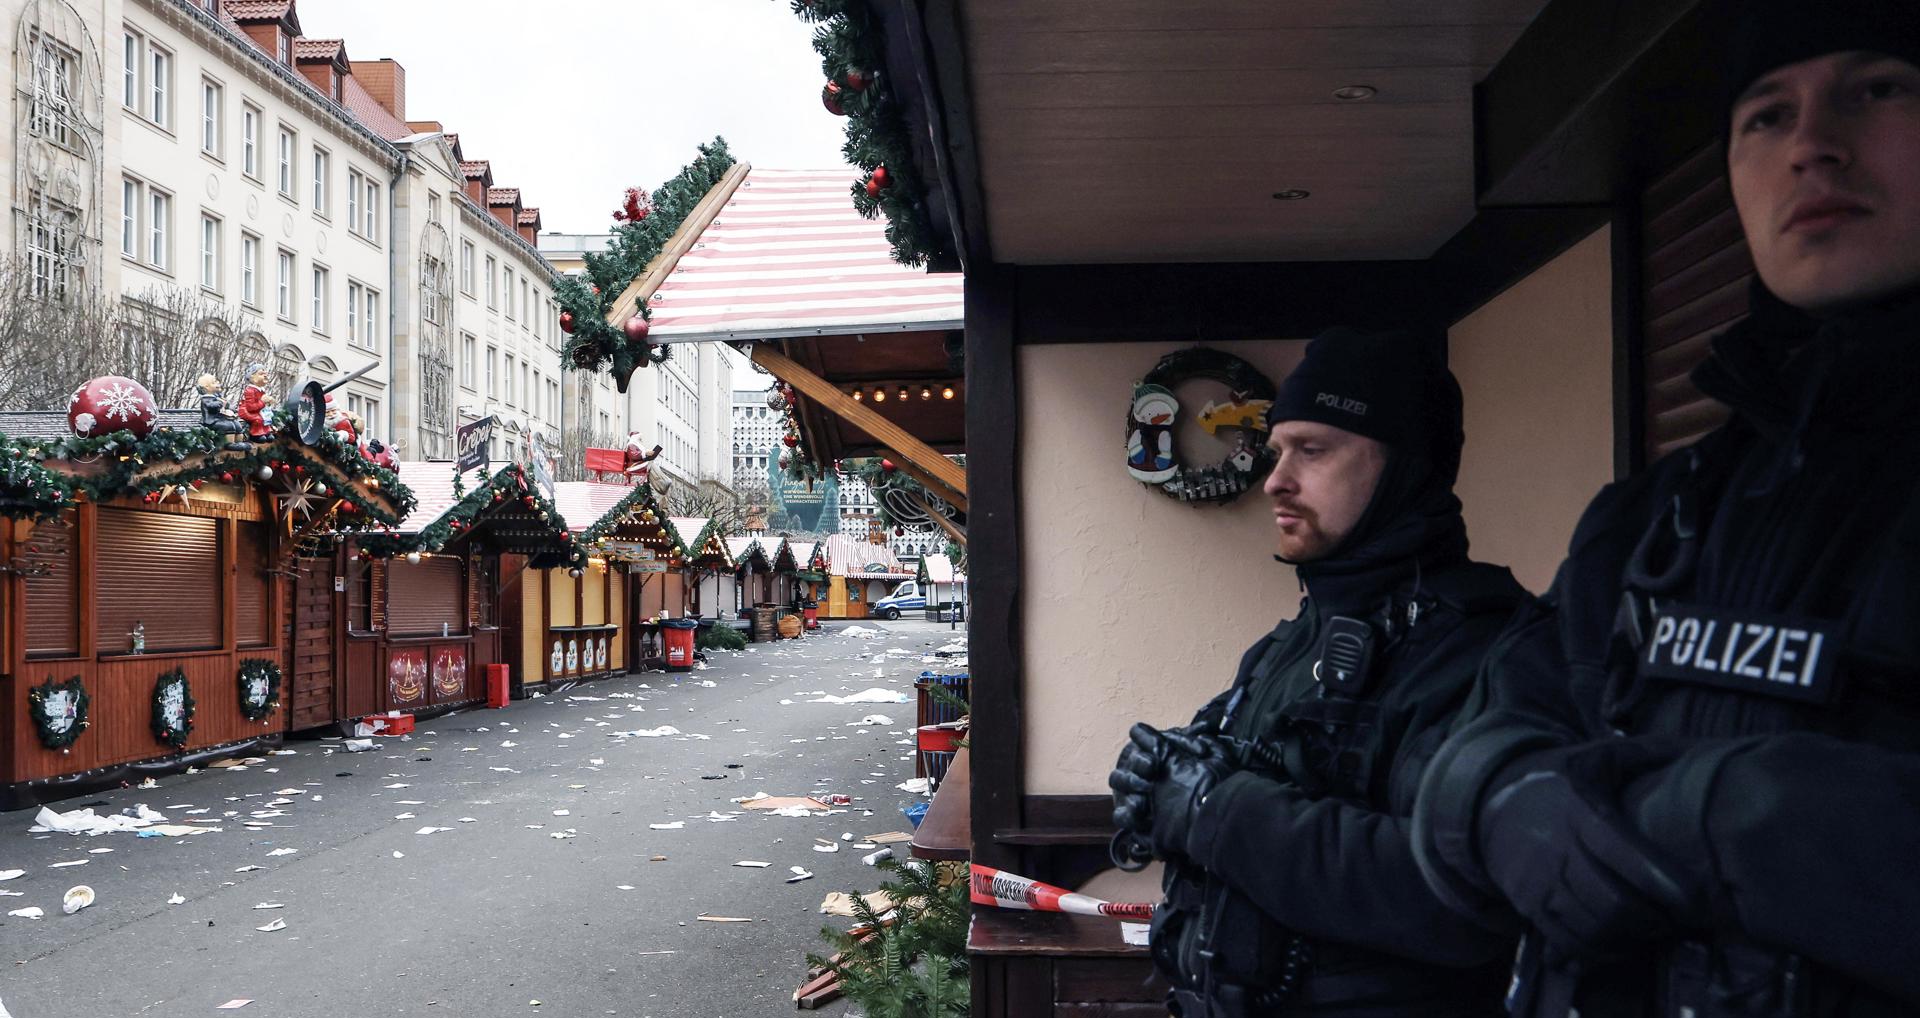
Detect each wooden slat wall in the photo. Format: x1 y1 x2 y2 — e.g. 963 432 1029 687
1642 143 1750 461
94 509 220 654
291 557 337 730
385 556 463 636
234 522 270 647
23 511 78 658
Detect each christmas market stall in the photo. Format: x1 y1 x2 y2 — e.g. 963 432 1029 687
348 462 583 715
820 533 913 620
554 480 686 679
728 535 774 617
784 0 1757 1010
916 553 968 622
668 516 736 621
0 377 412 809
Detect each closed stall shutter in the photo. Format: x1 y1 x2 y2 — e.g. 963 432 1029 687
385 555 464 636
96 508 221 654
234 522 270 647
1641 143 1753 462
24 510 79 657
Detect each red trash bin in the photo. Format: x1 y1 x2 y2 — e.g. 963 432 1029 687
663 620 697 673
802 601 820 630
486 664 511 708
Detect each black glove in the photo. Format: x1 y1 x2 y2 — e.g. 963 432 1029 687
1110 719 1221 837
1479 756 1704 961
1139 728 1235 860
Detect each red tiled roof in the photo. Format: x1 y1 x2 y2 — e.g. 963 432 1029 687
225 1 293 22
518 208 541 225
487 187 521 206
292 38 345 62
339 73 410 141
459 160 491 179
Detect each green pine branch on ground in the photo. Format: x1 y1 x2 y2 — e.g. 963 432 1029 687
808 858 971 1018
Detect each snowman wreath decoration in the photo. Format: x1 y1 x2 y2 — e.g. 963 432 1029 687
1124 347 1277 506
28 675 90 751
151 668 196 749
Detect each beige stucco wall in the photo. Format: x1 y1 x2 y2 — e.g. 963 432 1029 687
1018 340 1307 794
1450 226 1616 593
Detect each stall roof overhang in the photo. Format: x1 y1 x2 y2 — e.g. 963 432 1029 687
669 515 735 569
646 168 964 343
555 480 682 559
728 535 773 572
388 461 577 562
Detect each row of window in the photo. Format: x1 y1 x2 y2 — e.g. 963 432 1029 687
459 240 554 344
125 29 382 242
121 177 382 349
458 333 560 420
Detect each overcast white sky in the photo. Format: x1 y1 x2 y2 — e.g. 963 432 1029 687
298 0 854 235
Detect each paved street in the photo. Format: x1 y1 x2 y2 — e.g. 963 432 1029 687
0 620 965 1018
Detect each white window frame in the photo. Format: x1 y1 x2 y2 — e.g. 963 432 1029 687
147 42 170 129
504 267 515 320
240 232 259 307
484 256 497 308
461 334 477 390
121 31 138 109
460 241 475 295
347 281 361 348
276 249 295 322
520 280 530 330
199 213 220 292
276 125 295 198
346 169 361 231
362 178 378 240
241 103 260 178
311 264 329 333
504 353 515 405
199 78 221 156
120 178 138 258
487 345 497 399
311 147 330 216
146 188 170 270
361 287 379 350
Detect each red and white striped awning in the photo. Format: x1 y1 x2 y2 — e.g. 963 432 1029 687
646 168 964 342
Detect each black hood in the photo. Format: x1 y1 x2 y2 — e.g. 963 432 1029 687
1271 330 1471 608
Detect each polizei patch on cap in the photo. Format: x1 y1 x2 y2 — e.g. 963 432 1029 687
1639 602 1838 704
1314 392 1368 416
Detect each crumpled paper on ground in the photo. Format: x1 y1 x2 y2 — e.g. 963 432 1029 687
30 804 165 836
818 890 896 917
808 688 910 705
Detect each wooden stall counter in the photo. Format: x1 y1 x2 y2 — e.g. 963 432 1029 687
970 909 1166 1018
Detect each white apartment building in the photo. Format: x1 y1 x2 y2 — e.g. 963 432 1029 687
6 0 609 461
730 385 780 485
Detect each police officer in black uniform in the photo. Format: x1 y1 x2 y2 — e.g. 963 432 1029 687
1109 328 1531 1017
1412 3 1920 1014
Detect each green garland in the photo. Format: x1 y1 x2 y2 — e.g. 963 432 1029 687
0 423 413 527
555 138 737 389
576 481 687 559
784 0 953 268
27 675 89 751
236 658 282 722
358 464 587 570
151 668 195 750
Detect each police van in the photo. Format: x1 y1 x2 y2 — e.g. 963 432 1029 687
870 581 927 620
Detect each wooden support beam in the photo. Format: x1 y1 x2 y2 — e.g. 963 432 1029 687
603 162 753 330
751 344 967 497
882 446 968 514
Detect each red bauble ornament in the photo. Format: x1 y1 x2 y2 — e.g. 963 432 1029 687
880 458 897 474
822 81 846 116
559 310 575 334
782 433 799 448
623 315 651 343
845 69 871 92
68 375 158 439
895 526 905 537
864 165 892 199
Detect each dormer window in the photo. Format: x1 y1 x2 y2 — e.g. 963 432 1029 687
330 69 341 101
276 32 288 64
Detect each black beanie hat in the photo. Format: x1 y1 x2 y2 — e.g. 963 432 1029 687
1720 0 1920 138
1266 327 1464 488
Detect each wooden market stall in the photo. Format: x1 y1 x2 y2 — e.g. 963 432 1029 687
916 553 967 622
826 0 1760 1012
728 535 774 616
0 401 411 809
820 533 913 620
668 516 735 620
348 462 582 714
553 481 686 678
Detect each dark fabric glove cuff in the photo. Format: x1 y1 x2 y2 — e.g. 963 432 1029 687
1412 717 1563 923
1625 738 1749 933
1183 769 1265 868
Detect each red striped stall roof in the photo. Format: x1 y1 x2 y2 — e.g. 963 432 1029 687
647 168 964 342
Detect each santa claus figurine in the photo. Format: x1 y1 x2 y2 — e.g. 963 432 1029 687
237 363 272 442
325 395 358 444
623 432 664 484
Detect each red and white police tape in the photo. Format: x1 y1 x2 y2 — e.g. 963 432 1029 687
969 864 1156 920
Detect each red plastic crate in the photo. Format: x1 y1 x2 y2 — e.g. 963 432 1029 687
917 724 965 753
363 714 416 736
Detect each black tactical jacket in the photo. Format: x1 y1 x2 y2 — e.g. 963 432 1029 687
1155 512 1529 1018
1415 288 1920 1016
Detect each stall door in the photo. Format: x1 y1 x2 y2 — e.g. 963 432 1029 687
290 554 339 730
